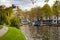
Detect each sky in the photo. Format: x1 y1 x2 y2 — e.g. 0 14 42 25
0 0 56 10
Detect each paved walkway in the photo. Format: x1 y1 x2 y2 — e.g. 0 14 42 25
0 26 8 37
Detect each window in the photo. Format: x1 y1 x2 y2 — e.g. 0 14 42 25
54 20 56 22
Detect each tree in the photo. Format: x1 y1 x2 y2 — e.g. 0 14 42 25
41 4 53 40
0 5 15 25
0 5 9 25
4 6 13 25
42 4 53 20
31 0 49 4
29 7 42 21
53 1 60 40
53 1 60 24
16 6 22 20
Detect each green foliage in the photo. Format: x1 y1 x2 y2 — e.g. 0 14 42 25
53 1 60 16
0 25 3 29
0 27 26 40
0 9 9 25
42 4 53 18
5 7 13 17
10 16 20 29
16 7 22 19
0 5 21 29
0 6 13 25
29 7 42 21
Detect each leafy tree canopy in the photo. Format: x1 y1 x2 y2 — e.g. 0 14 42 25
42 4 53 18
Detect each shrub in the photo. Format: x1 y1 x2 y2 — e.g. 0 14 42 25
10 17 20 29
0 14 10 25
0 25 3 29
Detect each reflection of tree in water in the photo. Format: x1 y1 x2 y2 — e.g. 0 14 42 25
29 26 42 40
29 25 60 40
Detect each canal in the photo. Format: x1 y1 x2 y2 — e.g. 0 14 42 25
20 25 60 40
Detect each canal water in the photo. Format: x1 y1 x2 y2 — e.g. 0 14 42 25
20 25 60 40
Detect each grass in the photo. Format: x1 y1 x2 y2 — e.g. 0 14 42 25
0 25 3 29
0 27 26 40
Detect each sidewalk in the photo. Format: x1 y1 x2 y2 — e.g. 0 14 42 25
0 26 8 37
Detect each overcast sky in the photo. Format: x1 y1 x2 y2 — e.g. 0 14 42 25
0 0 56 10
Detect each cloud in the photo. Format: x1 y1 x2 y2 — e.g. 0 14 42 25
0 0 11 7
48 0 56 6
10 0 32 5
0 0 7 2
0 0 56 10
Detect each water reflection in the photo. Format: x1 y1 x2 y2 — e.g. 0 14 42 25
20 25 60 40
